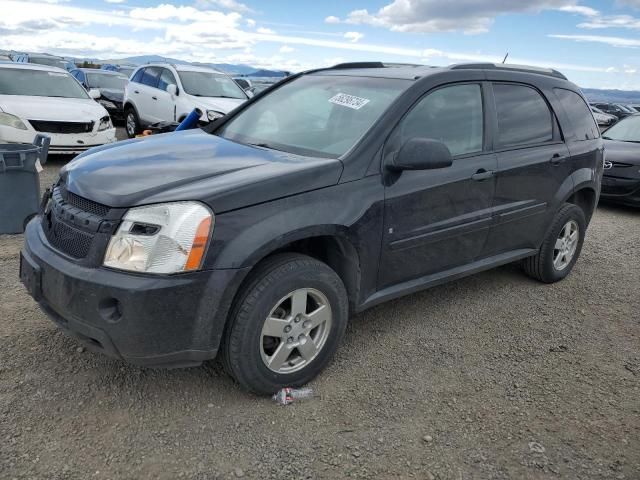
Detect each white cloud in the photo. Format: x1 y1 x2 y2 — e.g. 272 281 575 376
195 0 253 14
557 5 599 16
578 14 640 29
104 0 125 4
256 27 275 34
343 31 364 43
279 45 295 53
325 15 340 24
332 0 597 34
246 18 256 27
550 33 640 47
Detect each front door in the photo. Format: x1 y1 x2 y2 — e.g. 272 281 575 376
379 83 496 290
149 68 178 123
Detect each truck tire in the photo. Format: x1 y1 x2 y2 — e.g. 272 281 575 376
523 203 586 283
222 253 348 394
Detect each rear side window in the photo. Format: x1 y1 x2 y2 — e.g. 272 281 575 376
131 68 144 84
494 84 553 148
141 67 161 88
397 83 484 156
554 89 599 140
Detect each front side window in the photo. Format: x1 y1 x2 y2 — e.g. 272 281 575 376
0 68 89 99
158 69 177 91
555 88 599 141
131 68 144 84
217 74 409 158
494 83 553 148
395 83 484 157
178 71 246 99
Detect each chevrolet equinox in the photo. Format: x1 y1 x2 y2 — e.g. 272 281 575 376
21 62 603 394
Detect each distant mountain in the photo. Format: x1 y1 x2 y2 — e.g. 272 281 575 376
581 88 640 104
246 69 289 78
112 55 192 66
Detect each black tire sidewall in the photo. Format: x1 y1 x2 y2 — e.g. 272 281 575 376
540 204 586 282
227 256 348 394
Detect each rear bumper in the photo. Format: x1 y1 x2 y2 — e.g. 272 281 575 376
21 218 250 368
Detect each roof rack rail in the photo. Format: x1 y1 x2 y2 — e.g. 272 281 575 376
331 62 386 69
450 63 567 80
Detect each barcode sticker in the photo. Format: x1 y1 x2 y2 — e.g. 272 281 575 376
329 93 370 110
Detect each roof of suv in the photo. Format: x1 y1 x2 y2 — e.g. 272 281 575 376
315 62 569 81
142 63 226 75
0 62 68 73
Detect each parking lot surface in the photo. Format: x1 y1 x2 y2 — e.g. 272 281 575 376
0 146 639 479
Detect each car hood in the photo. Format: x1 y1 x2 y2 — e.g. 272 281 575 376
0 95 107 121
61 129 343 213
189 95 246 114
97 88 124 103
604 139 640 166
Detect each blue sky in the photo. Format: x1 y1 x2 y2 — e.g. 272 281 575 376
2 0 640 89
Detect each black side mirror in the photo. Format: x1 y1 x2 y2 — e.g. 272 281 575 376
389 138 453 171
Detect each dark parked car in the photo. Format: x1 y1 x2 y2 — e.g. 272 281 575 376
592 102 635 119
20 62 603 394
70 68 128 122
601 115 640 206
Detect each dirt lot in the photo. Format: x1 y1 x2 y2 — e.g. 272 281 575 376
1 145 639 479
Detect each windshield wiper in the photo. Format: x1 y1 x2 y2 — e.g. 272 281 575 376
246 142 285 152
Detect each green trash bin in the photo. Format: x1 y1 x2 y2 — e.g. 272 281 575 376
0 134 50 234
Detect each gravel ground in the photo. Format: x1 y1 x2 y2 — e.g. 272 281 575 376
1 135 639 479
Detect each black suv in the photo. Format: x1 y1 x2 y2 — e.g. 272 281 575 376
20 62 603 394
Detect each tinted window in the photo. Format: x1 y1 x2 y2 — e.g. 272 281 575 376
178 71 246 99
131 68 144 83
0 68 89 99
555 88 599 140
141 67 161 88
398 84 483 156
158 69 177 91
494 84 553 148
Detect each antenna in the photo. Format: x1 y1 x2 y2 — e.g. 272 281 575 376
502 53 509 64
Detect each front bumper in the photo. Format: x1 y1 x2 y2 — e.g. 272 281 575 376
0 125 117 155
601 172 640 207
21 218 249 368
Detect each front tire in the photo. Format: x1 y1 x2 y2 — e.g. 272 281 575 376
222 253 349 394
523 203 586 283
125 107 140 138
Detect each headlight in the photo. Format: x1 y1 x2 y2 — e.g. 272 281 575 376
104 202 213 274
98 99 117 109
0 112 28 130
207 110 225 122
97 115 113 131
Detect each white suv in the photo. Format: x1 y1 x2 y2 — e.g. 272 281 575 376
123 63 248 137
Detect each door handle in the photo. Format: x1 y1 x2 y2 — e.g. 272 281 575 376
471 169 495 181
152 96 158 100
134 90 139 94
550 153 566 165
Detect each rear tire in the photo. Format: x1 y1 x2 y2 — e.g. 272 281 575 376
523 203 586 283
222 253 348 394
125 107 140 138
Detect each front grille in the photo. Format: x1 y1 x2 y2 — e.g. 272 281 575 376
42 186 111 259
43 216 93 259
29 120 94 134
64 189 110 217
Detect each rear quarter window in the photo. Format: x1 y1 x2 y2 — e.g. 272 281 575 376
555 88 600 141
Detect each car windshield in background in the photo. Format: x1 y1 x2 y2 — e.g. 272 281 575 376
602 115 640 142
29 57 63 67
87 73 127 89
178 71 247 99
0 68 88 98
217 75 409 158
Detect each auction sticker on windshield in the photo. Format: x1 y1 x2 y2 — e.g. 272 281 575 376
329 93 370 110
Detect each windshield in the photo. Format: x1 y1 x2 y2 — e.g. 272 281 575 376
217 75 409 158
603 115 640 142
178 71 247 99
0 68 88 98
87 73 127 90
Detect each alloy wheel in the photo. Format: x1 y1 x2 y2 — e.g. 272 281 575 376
553 220 580 271
260 288 332 374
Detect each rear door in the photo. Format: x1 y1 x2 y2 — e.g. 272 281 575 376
136 67 162 124
148 68 177 122
379 82 497 289
483 82 571 256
